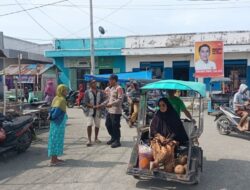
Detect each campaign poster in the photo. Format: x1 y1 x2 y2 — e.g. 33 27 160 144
194 41 224 78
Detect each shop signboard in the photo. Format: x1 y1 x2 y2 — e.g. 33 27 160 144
194 41 224 78
19 75 35 83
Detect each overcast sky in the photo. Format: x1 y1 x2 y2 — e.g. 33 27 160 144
0 0 250 44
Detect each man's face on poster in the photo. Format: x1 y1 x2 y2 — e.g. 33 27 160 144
199 46 210 63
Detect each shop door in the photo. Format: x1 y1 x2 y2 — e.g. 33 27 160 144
99 69 113 74
77 68 89 90
173 61 189 81
224 60 247 92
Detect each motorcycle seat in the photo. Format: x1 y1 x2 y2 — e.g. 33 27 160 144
2 116 33 132
223 107 239 117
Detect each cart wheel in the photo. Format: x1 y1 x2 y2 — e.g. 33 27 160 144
216 116 231 135
191 147 202 185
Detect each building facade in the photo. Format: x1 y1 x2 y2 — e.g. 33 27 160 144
45 31 250 91
123 31 250 90
0 32 53 98
45 37 125 90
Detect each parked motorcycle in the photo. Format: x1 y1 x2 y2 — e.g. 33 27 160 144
0 114 34 154
66 90 79 108
214 106 250 136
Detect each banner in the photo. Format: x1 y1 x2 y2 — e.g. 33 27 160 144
194 41 224 78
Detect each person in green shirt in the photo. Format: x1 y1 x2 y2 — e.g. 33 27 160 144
167 90 194 121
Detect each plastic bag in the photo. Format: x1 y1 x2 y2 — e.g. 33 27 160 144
138 142 153 170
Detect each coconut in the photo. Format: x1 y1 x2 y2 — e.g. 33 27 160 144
179 155 188 165
174 165 186 174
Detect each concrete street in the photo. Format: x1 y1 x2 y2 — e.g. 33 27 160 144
0 108 250 190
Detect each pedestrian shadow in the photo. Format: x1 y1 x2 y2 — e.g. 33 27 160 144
135 158 250 190
120 140 134 148
61 159 127 168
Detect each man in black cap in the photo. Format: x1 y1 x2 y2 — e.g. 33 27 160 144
100 74 124 148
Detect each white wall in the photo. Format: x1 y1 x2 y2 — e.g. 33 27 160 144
125 31 250 49
126 55 194 72
125 52 250 72
3 36 52 55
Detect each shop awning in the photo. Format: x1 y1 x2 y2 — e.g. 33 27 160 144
84 71 152 82
1 64 56 75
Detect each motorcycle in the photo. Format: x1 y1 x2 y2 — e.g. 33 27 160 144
214 106 250 136
66 90 79 108
122 101 156 127
0 114 34 154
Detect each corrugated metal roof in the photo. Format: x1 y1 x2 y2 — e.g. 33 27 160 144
3 64 54 75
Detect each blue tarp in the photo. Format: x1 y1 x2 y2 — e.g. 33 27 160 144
84 71 152 82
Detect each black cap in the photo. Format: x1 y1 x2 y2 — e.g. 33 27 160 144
89 79 96 84
109 74 118 81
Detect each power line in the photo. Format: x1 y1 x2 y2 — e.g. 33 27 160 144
14 0 55 38
2 1 250 8
0 0 68 17
29 1 80 38
65 0 135 37
2 0 250 8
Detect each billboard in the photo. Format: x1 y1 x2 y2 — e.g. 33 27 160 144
194 41 224 78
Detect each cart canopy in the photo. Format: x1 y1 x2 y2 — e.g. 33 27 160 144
141 79 206 97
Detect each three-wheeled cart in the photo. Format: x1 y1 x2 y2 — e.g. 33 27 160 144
127 80 205 184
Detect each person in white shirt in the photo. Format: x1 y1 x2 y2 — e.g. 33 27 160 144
195 44 216 71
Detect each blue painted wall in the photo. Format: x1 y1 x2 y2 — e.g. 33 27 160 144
45 37 125 86
164 68 173 79
247 66 250 87
113 56 126 73
54 37 125 50
54 58 69 86
46 37 125 57
189 67 195 81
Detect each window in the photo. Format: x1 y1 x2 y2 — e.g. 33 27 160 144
140 61 164 79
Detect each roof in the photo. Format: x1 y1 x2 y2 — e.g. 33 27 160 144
2 64 56 75
141 79 206 97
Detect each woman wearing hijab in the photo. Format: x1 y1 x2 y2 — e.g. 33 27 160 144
44 80 56 105
48 84 68 166
150 97 188 145
150 97 189 170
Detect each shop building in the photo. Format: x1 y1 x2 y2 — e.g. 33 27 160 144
45 37 125 90
122 31 250 90
0 32 53 99
45 31 250 91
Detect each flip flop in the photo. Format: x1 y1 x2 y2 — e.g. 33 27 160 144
49 161 66 167
86 142 92 147
95 139 102 144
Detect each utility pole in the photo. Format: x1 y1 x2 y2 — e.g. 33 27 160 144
18 53 22 105
89 0 95 75
2 69 6 115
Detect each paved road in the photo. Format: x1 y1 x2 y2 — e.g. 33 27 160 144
0 108 250 190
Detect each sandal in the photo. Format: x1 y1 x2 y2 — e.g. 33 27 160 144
95 139 102 144
86 142 92 147
49 161 66 167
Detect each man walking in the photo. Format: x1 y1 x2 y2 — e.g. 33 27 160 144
83 80 105 146
100 74 123 148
